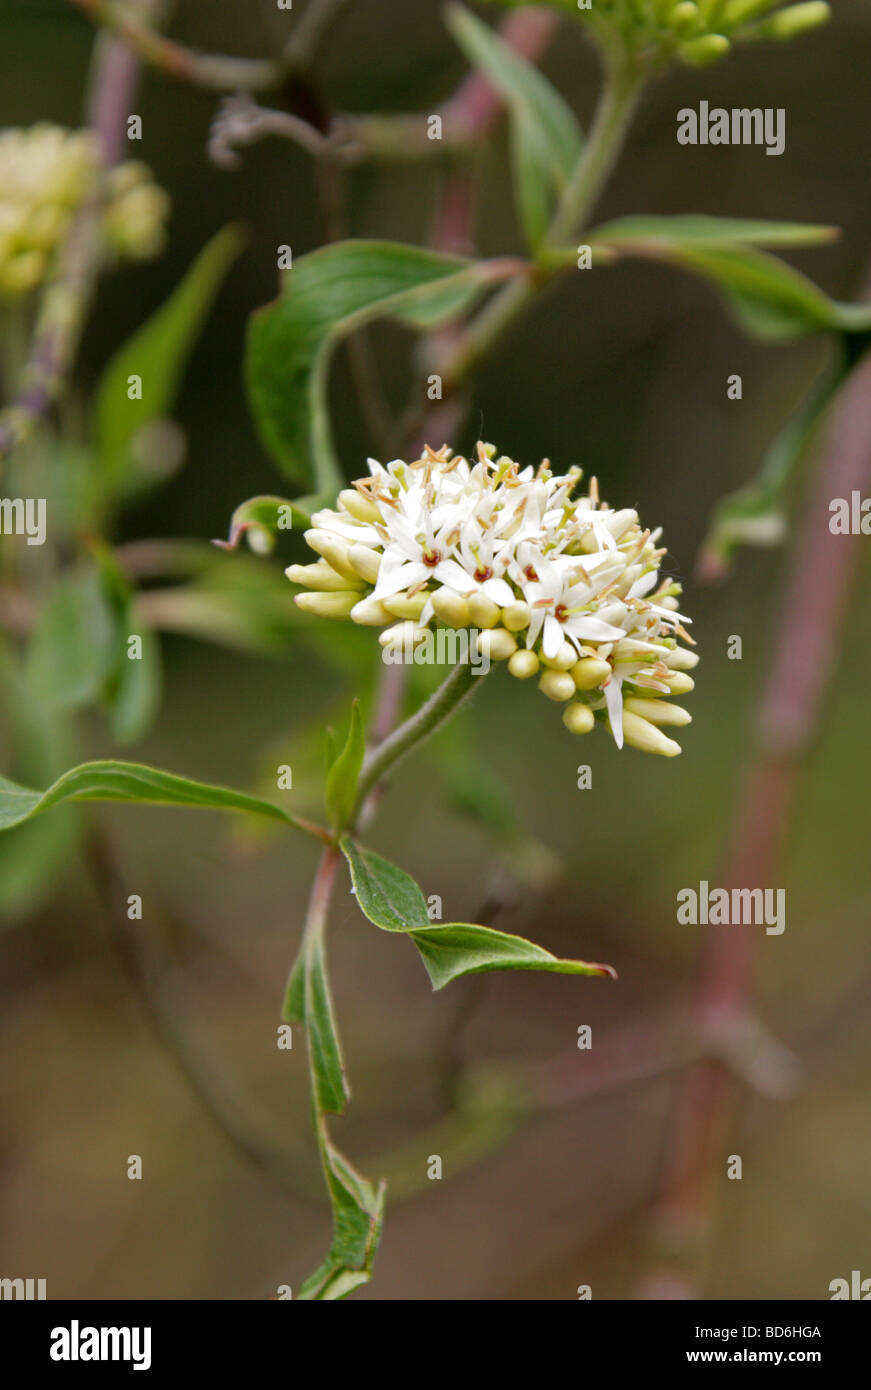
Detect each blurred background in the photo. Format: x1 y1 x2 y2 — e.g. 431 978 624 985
2 0 871 1299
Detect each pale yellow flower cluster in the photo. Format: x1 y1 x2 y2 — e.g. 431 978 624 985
0 124 169 298
288 444 699 757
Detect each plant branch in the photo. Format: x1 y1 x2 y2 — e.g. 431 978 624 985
68 0 279 91
354 661 485 823
439 55 643 395
0 4 165 468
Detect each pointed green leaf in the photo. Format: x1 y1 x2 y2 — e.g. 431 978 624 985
297 1119 385 1300
341 838 615 989
0 759 312 834
94 225 244 500
244 240 499 492
588 224 871 342
447 3 582 249
342 837 430 930
325 700 365 834
410 921 616 989
588 214 839 252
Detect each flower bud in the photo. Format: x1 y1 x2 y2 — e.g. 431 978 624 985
665 672 695 694
303 529 358 580
347 543 381 583
542 641 579 672
295 590 359 619
679 34 730 64
563 702 595 735
468 593 500 629
285 560 363 592
663 646 699 671
571 657 612 691
670 1 701 32
539 670 576 703
338 488 380 523
378 621 427 649
476 628 517 662
502 601 531 632
383 591 427 620
760 2 830 39
508 650 539 680
621 710 682 757
350 596 394 626
603 508 639 541
623 696 692 727
431 588 470 627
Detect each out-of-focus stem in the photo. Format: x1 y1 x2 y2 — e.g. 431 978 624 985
640 286 871 1300
0 2 165 468
69 0 279 91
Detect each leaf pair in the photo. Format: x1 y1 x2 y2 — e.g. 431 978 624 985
341 837 615 990
283 899 385 1300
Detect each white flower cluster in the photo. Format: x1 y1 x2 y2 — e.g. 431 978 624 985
0 125 169 298
288 443 698 756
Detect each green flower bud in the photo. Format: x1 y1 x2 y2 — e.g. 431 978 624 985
679 33 730 63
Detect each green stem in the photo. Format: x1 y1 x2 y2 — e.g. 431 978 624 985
353 660 485 821
545 55 643 248
441 57 644 393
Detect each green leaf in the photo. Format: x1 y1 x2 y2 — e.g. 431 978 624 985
93 224 244 502
589 219 871 342
446 3 582 249
214 494 304 554
588 214 840 252
283 928 348 1114
27 568 118 710
0 759 311 834
324 700 365 834
341 838 615 989
298 1120 385 1301
244 240 498 493
699 340 868 573
284 867 385 1300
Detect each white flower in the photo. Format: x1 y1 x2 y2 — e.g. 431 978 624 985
289 443 698 756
